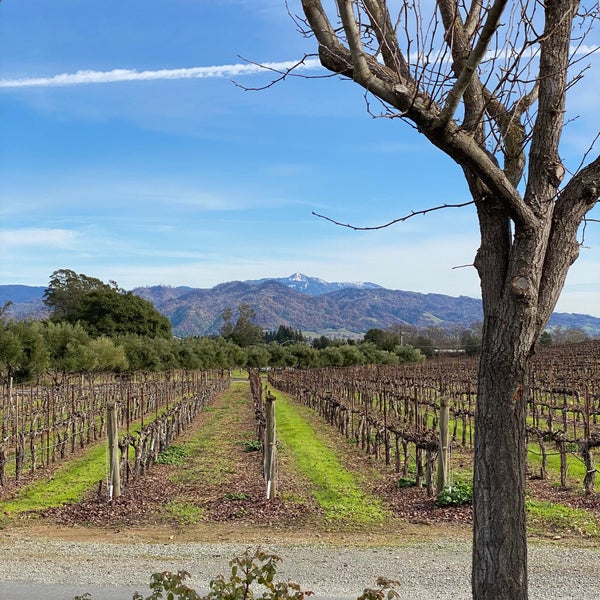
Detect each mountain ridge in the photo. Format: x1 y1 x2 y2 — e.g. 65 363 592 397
1 274 599 338
246 272 383 296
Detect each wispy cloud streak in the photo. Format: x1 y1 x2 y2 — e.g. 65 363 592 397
0 59 323 89
1 44 596 89
1 228 79 247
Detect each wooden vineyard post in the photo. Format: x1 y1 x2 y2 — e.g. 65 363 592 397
264 392 277 499
11 376 16 444
437 396 450 493
581 441 596 495
107 403 121 499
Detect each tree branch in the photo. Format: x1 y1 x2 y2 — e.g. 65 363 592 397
465 0 484 39
232 55 332 92
312 200 475 230
524 0 579 211
362 0 410 80
336 0 372 82
536 154 600 330
435 0 509 131
483 82 539 186
301 0 546 227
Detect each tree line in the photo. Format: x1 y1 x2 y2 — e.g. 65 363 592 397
1 269 588 384
0 270 426 383
0 317 428 384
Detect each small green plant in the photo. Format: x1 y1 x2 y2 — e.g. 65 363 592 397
74 548 401 600
436 481 473 507
239 438 262 452
203 549 310 600
396 476 416 489
356 577 400 600
156 445 188 466
132 570 201 600
224 491 250 500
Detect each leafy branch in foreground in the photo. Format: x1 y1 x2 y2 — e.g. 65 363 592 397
73 548 400 600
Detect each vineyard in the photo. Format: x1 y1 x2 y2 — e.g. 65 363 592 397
0 370 230 490
1 341 598 510
268 340 600 495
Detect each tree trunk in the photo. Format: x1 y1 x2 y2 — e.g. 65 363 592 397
296 4 600 600
472 313 530 599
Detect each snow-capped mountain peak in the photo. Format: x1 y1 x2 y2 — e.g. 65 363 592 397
246 273 383 296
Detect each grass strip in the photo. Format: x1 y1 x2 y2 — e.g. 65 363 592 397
1 385 230 516
1 442 108 514
272 390 386 526
526 499 598 537
163 382 261 524
170 382 252 487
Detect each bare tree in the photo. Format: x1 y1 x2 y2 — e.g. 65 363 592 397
295 1 599 598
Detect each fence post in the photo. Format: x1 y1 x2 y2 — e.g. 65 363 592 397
107 403 121 499
581 441 596 495
437 396 450 493
11 376 16 440
264 392 277 499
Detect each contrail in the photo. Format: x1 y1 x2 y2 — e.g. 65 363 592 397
0 59 323 89
1 45 596 89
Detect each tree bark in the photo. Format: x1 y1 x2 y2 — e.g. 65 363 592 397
472 322 529 599
471 189 540 599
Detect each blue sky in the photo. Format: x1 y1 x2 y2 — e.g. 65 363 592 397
0 1 598 317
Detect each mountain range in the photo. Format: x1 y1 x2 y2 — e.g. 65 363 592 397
1 272 599 338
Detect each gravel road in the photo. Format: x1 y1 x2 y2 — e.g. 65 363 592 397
0 535 598 600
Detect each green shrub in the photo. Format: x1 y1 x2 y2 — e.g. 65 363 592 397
134 571 201 600
356 577 400 600
436 481 473 507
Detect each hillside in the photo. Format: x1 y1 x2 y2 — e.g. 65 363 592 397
0 285 50 321
2 275 599 338
131 280 485 337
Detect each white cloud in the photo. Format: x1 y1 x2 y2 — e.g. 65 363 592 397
0 59 322 89
0 228 79 248
99 231 483 297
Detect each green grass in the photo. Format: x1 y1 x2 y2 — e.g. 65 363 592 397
272 390 387 526
163 500 204 525
1 441 108 514
230 368 248 379
156 445 188 466
0 386 227 517
526 499 599 537
170 382 251 487
527 444 596 484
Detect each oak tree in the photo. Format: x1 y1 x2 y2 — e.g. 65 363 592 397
43 269 109 319
221 303 265 347
295 1 599 598
44 269 172 339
